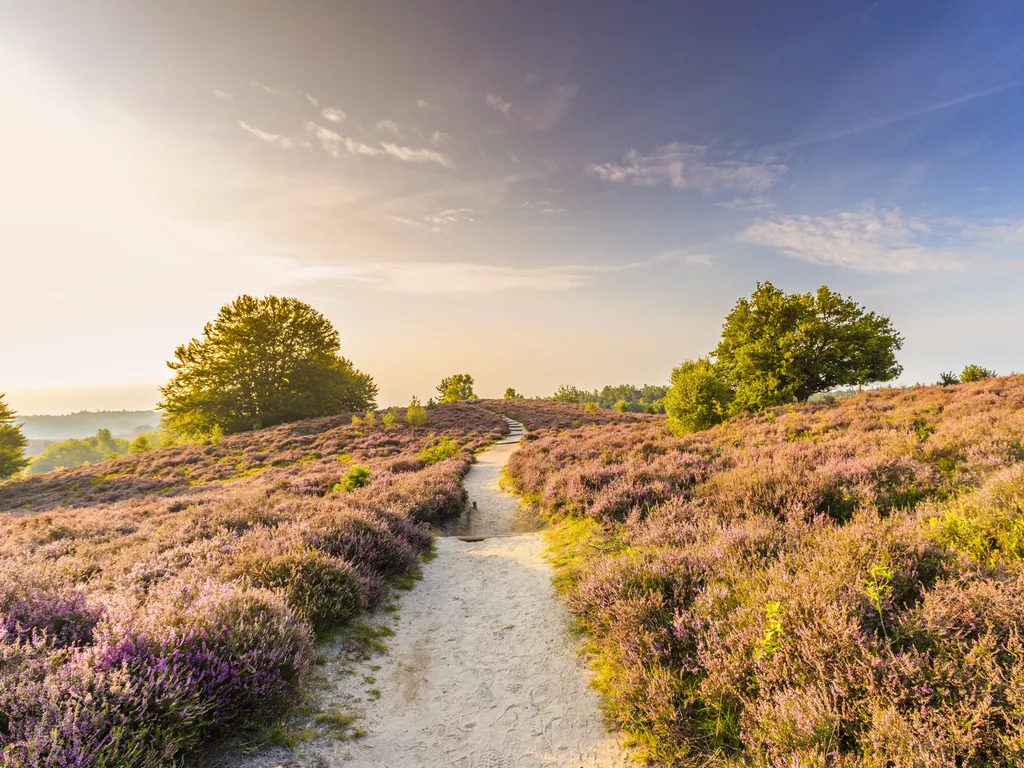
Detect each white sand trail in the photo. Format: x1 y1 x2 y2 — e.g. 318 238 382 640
236 418 629 767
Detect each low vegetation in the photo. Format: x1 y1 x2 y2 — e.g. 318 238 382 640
503 377 1024 765
0 403 506 764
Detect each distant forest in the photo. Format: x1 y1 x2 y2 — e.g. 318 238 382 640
17 410 159 440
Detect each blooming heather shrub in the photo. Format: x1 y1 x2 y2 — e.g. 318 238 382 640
504 377 1024 764
0 577 102 648
0 403 504 763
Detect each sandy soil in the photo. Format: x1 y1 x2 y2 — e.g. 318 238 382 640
234 419 628 767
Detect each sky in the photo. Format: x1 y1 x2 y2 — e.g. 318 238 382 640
2 0 1024 414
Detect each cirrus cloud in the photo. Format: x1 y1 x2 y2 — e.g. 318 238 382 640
586 143 787 196
744 204 1024 273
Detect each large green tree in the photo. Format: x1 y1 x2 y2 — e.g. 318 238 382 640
715 282 903 412
436 374 475 403
0 395 28 480
160 295 376 437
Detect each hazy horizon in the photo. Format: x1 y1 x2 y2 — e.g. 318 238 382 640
4 0 1024 414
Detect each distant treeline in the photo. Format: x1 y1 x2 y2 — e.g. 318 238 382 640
27 428 165 475
17 410 159 440
551 383 669 413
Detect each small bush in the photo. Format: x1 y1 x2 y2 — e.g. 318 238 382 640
405 397 428 427
960 363 996 383
338 465 371 492
419 437 461 465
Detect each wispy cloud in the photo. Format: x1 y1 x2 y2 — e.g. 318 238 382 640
377 118 401 136
782 81 1022 148
238 120 307 149
213 89 233 102
322 107 346 123
305 122 346 157
390 208 475 232
486 93 512 115
380 142 453 167
586 143 787 196
416 99 439 111
250 79 320 106
430 130 449 145
744 204 1024 273
715 195 776 211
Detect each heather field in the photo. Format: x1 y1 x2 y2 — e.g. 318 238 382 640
500 378 1024 766
0 404 506 766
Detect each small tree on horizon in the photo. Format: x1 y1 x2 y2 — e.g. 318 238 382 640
0 395 28 480
437 374 475 403
159 295 376 437
959 364 996 383
503 387 523 399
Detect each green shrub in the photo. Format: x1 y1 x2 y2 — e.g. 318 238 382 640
959 364 996 383
419 437 460 465
363 410 376 428
584 401 598 413
664 357 731 436
405 397 428 427
338 465 371 492
382 408 398 428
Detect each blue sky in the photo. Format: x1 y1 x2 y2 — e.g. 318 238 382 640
2 0 1023 412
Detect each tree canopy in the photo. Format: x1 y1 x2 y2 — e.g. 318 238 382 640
0 395 28 480
715 282 903 411
159 295 376 437
666 283 903 435
437 374 476 403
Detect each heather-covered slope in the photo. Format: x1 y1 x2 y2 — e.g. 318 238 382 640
0 404 506 766
503 378 1024 765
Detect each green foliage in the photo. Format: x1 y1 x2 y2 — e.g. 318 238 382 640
553 384 584 403
715 282 903 411
405 397 428 427
363 410 376 428
584 401 598 413
382 408 398 428
664 357 731 436
418 437 461 465
612 399 629 413
754 601 784 661
159 295 377 438
0 395 28 480
336 465 371 492
503 388 524 399
938 371 960 386
552 383 668 413
128 435 151 454
959 364 996 383
437 373 475 402
864 563 893 621
28 428 131 475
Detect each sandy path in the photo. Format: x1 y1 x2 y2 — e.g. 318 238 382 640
311 418 629 767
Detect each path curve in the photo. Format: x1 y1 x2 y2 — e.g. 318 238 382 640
321 417 629 767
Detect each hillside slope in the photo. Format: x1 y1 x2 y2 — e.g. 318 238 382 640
0 404 506 765
502 377 1024 766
